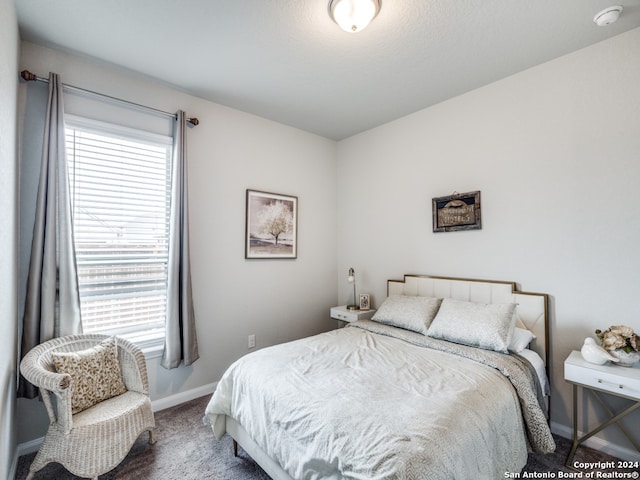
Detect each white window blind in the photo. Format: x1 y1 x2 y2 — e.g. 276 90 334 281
65 116 172 345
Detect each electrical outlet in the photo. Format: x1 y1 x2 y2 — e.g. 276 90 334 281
248 334 256 349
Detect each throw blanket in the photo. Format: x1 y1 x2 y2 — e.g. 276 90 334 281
350 320 556 454
205 321 555 479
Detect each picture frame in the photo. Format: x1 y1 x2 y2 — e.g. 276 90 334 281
359 293 371 311
245 189 298 259
432 190 481 233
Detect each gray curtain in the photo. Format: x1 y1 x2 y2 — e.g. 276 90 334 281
161 110 199 369
19 73 82 398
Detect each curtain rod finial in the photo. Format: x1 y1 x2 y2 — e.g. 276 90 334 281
187 117 199 127
21 70 38 82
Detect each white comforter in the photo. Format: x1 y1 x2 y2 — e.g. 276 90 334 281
205 321 553 479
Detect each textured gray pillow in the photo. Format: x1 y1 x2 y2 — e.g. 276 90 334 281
371 295 443 335
426 298 517 353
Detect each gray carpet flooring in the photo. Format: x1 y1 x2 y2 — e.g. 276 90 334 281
16 395 627 479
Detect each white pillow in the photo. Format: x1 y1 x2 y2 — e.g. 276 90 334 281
426 298 517 353
517 348 550 396
371 295 443 335
508 327 536 353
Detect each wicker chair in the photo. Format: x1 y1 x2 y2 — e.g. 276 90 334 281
20 334 156 480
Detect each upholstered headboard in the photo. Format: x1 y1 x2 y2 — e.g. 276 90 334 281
387 274 549 372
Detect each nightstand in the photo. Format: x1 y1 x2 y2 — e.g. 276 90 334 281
564 350 640 468
330 305 376 325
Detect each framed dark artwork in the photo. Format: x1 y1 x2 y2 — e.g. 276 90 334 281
432 190 481 232
246 189 298 259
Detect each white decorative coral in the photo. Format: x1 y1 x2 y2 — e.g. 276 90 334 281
595 325 639 354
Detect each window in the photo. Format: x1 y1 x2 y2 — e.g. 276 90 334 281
65 116 172 347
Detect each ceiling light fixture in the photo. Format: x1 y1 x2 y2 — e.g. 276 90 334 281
329 0 381 33
593 6 623 26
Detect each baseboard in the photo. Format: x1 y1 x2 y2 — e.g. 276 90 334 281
551 421 640 462
16 436 43 457
15 382 218 460
151 382 217 412
8 455 17 480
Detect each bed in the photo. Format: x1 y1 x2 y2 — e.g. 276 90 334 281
205 274 556 479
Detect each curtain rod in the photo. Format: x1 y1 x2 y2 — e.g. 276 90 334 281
20 70 199 126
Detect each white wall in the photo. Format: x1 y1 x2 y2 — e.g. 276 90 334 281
337 27 640 459
0 0 19 477
17 42 338 443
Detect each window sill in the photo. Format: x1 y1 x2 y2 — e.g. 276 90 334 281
141 342 164 360
132 334 165 360
113 330 165 360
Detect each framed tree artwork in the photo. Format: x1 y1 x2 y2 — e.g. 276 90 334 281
245 189 298 259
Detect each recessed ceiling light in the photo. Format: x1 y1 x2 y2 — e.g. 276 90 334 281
593 6 623 26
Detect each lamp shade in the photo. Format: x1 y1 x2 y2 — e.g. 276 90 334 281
329 0 381 33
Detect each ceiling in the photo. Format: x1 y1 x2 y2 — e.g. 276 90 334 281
15 0 640 140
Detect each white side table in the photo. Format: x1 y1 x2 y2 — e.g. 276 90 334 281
564 350 640 467
330 305 376 326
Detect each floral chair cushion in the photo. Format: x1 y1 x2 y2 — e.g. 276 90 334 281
51 336 127 413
